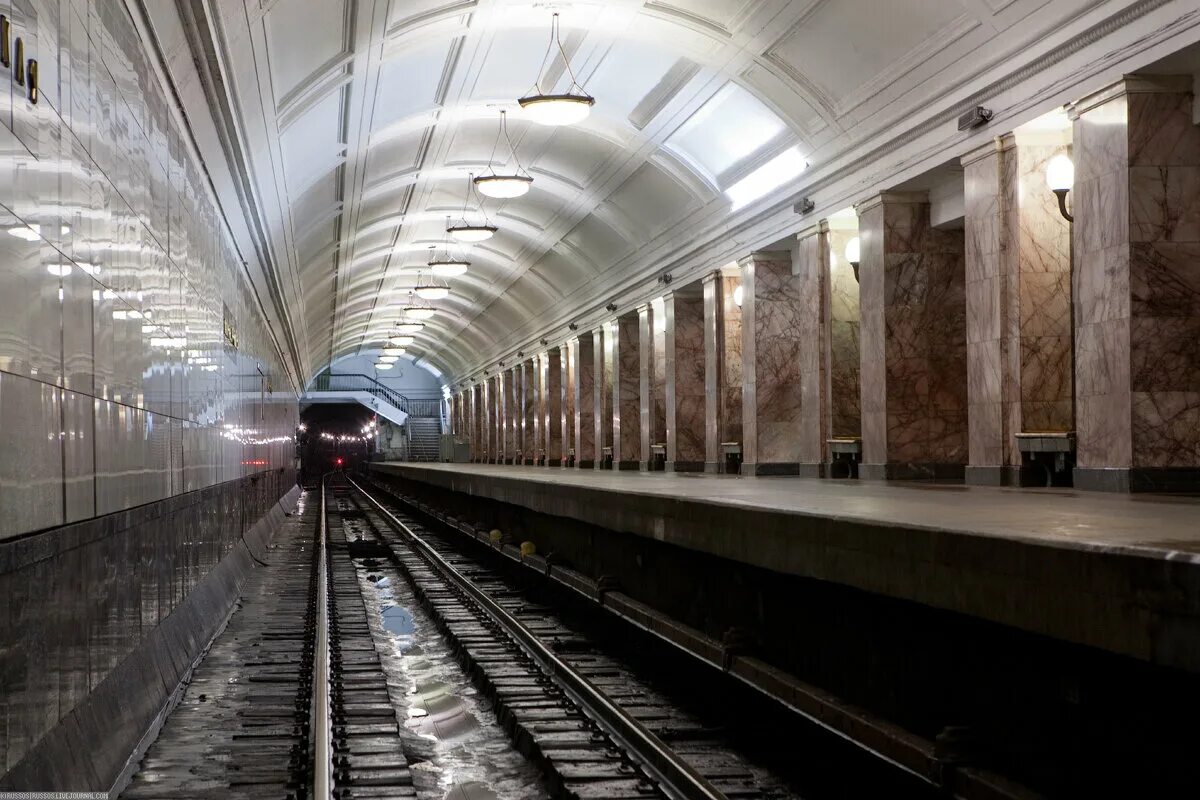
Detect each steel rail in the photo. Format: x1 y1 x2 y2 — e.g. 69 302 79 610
346 475 726 800
312 481 334 800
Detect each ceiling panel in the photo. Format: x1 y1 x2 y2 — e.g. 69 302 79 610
264 0 347 101
665 82 788 182
767 0 967 110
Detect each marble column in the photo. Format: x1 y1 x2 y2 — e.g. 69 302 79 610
667 288 706 471
560 343 574 466
637 303 657 470
478 381 490 462
523 359 537 465
1069 76 1200 492
542 349 562 466
962 133 1073 486
508 366 522 463
487 375 498 462
826 221 863 442
796 224 830 475
612 313 640 470
857 192 968 480
574 334 596 468
703 268 743 472
740 251 805 474
596 326 614 468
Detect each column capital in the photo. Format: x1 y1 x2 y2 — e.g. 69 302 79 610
1069 74 1191 119
736 250 791 269
796 220 826 241
960 137 1004 168
854 191 929 215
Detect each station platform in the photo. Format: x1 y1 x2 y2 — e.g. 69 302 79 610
371 463 1200 674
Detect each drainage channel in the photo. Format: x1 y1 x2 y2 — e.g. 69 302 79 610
343 476 797 800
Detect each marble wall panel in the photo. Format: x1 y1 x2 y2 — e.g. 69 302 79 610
489 375 500 462
672 293 706 467
858 194 968 477
638 304 656 464
796 227 829 468
741 251 804 470
1072 78 1200 479
652 303 668 451
544 350 562 464
614 314 640 467
827 228 863 439
721 276 744 447
574 336 595 466
560 343 574 464
597 326 613 465
523 360 537 464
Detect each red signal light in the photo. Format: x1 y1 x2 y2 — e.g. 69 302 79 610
335 457 344 466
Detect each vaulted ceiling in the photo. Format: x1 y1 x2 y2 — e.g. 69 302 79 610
175 0 1179 385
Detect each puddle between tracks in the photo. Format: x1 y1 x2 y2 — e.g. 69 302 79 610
357 566 550 800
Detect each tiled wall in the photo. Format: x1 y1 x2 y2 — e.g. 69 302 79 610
0 1 298 540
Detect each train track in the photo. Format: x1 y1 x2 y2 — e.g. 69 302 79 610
332 474 796 800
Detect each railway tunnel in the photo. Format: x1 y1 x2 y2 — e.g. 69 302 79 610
4 1 1200 798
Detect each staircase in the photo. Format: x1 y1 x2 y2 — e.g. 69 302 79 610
406 416 442 462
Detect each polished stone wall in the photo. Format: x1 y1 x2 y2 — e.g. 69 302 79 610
522 359 537 464
638 303 657 467
543 350 562 465
0 2 298 540
614 314 640 468
670 291 706 469
796 226 829 472
858 193 968 479
1071 76 1200 490
500 368 512 462
597 326 614 466
488 374 500 463
827 227 862 439
574 335 595 467
703 270 743 470
0 470 298 789
741 251 804 473
963 134 1074 484
560 343 574 465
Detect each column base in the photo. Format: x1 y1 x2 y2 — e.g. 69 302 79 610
704 461 722 474
797 463 827 478
666 461 704 473
742 462 801 476
617 460 639 471
1074 467 1200 493
965 465 1047 487
859 462 965 481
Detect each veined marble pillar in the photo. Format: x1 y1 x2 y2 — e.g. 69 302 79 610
479 381 490 462
596 326 614 469
560 343 574 466
613 313 640 470
826 221 863 442
1069 76 1200 492
543 349 562 466
495 371 507 463
962 133 1073 486
508 366 522 463
740 251 804 475
796 224 830 475
637 303 657 470
857 192 968 480
667 288 706 471
574 335 596 468
523 359 537 465
703 269 743 472
487 375 499 463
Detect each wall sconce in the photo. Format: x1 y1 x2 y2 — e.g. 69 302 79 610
1046 154 1074 222
844 236 861 283
732 285 744 307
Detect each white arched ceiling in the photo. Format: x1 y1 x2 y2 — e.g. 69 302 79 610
199 0 1163 383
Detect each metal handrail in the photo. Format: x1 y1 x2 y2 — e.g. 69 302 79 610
313 482 333 800
347 477 725 800
311 372 411 411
